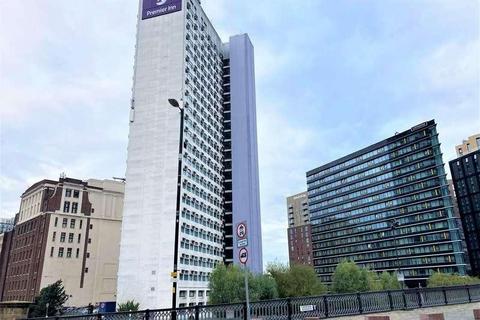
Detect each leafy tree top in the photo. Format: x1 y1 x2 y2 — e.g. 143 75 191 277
267 263 326 298
427 272 480 287
117 300 140 312
208 264 278 304
28 280 68 318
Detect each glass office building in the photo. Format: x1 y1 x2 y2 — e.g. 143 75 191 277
307 120 467 285
449 150 480 276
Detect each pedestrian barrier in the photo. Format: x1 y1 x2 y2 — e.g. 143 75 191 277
26 284 480 320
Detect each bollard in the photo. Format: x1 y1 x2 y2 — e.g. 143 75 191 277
419 314 445 320
473 309 480 320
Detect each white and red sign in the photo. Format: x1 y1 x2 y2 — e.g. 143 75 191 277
239 247 248 265
236 222 247 239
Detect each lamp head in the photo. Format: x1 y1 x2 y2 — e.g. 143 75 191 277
168 98 180 109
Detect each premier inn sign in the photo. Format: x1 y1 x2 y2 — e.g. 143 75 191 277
142 0 182 20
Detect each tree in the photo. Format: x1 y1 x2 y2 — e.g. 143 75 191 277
331 261 370 293
368 271 401 291
208 264 278 304
267 263 326 298
117 300 140 312
209 264 245 304
427 272 480 287
249 273 278 302
379 271 401 290
332 261 401 293
28 280 68 317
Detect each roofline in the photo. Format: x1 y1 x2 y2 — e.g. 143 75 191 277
306 119 436 176
22 179 59 196
449 148 480 165
21 177 107 197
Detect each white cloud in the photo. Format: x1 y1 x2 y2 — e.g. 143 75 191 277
0 1 135 218
420 41 480 92
0 1 479 271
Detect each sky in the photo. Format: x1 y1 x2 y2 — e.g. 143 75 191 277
0 0 479 267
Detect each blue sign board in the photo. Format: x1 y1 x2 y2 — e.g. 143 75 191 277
142 0 182 20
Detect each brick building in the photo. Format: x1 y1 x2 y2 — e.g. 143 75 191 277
287 192 313 266
0 177 124 307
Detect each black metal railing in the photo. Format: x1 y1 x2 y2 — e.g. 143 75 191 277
27 284 480 320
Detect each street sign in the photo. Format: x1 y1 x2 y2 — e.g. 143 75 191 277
239 247 248 264
237 238 248 248
236 222 247 239
300 305 316 312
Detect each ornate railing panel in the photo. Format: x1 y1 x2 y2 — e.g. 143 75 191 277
26 284 480 320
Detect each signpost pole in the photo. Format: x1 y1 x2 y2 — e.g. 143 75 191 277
244 265 250 320
236 221 250 320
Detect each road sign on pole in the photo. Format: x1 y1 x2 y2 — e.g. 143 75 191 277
237 238 248 248
239 247 248 264
236 222 247 239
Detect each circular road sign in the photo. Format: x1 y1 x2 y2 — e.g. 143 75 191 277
239 247 248 264
236 222 247 239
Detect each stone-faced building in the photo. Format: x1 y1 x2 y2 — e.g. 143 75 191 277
0 177 124 307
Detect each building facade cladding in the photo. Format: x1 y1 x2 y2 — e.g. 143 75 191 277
447 179 471 272
225 34 263 274
306 120 467 284
0 178 124 306
287 192 310 228
1 215 49 303
288 225 313 266
455 133 480 157
449 150 480 276
117 0 262 309
286 192 313 266
0 231 14 301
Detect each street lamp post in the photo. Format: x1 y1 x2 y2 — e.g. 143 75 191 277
168 98 184 312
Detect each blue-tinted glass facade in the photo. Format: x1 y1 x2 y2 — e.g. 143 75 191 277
0 218 14 234
307 120 466 284
449 149 480 276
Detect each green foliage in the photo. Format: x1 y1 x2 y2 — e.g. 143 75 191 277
427 272 480 288
209 264 245 304
28 280 68 317
208 264 278 304
331 261 370 293
249 273 278 301
267 263 327 298
331 261 400 293
379 271 402 290
117 300 140 312
368 271 402 291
